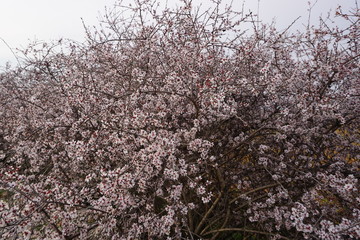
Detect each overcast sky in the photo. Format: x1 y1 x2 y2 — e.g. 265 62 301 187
0 0 357 69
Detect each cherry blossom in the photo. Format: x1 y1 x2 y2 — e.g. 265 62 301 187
0 0 359 239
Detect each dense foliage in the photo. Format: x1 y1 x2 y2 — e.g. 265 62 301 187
1 0 359 239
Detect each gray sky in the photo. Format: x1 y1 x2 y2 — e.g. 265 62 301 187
0 0 357 69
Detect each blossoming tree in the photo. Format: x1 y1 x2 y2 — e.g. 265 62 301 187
0 0 359 239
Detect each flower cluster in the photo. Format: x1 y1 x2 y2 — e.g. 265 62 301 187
0 0 359 239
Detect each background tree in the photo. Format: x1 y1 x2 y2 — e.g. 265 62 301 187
0 0 359 239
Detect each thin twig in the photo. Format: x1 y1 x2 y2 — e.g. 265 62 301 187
194 191 223 234
230 183 279 204
203 227 290 239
